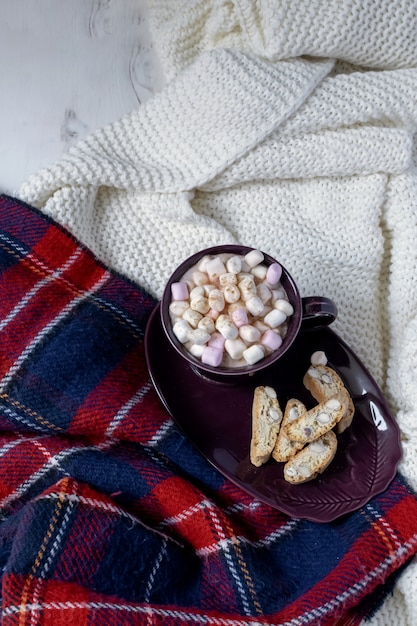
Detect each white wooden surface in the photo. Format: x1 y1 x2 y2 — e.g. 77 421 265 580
0 0 163 196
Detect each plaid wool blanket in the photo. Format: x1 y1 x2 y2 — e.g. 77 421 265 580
0 194 417 626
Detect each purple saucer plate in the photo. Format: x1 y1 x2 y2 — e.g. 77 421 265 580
144 304 402 523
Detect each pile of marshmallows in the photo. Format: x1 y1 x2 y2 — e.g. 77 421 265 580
169 249 294 368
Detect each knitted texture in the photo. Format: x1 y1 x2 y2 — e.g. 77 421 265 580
149 0 417 82
17 1 417 624
1 194 417 626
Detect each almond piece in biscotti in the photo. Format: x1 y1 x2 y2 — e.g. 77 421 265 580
303 364 355 433
283 431 338 484
272 398 306 462
250 386 283 467
285 391 348 444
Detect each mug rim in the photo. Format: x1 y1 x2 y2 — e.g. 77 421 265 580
160 245 302 379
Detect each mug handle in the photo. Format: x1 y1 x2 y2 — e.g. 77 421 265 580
301 296 338 330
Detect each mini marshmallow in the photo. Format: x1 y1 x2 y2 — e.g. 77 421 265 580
192 270 209 286
310 350 328 365
189 344 205 358
205 256 227 281
251 264 268 280
208 308 220 320
261 329 283 351
172 320 191 343
203 283 215 295
246 296 264 316
274 299 294 316
228 301 244 314
242 344 265 365
225 338 246 360
266 263 282 286
208 332 226 350
183 308 203 328
208 289 225 312
226 255 242 274
184 279 195 291
223 284 241 303
254 319 270 333
202 345 223 367
239 324 261 343
216 314 239 339
198 316 215 334
190 295 210 314
257 282 272 304
188 328 211 345
219 272 237 286
244 249 264 268
238 277 257 300
169 300 189 317
190 286 205 300
231 307 248 327
271 287 286 300
197 256 211 272
171 281 189 301
264 308 287 328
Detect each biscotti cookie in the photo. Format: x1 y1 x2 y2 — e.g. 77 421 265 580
303 364 355 433
285 392 348 443
250 386 283 467
283 431 338 484
272 398 306 462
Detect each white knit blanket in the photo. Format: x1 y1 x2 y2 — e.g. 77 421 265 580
19 1 417 623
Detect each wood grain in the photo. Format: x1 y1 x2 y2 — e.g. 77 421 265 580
0 0 163 195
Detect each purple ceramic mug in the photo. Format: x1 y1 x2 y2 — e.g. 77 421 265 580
160 245 337 380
